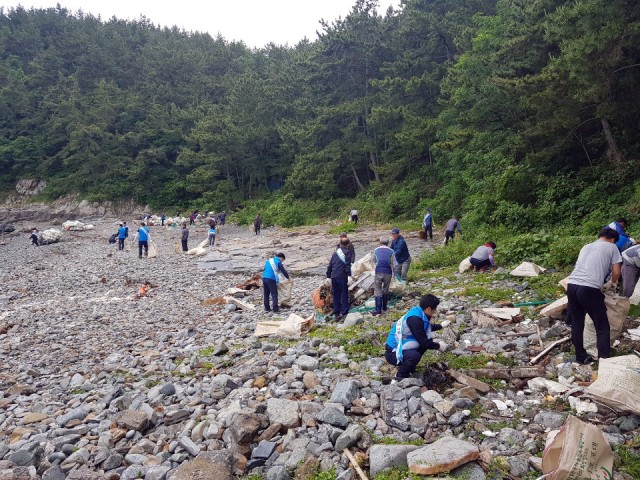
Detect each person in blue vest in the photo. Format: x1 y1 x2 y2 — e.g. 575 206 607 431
371 238 395 316
606 218 635 252
135 223 150 258
262 253 290 313
390 227 411 281
117 223 126 251
384 294 450 379
327 239 353 321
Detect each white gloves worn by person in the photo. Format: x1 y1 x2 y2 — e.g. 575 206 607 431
440 320 451 328
438 342 448 352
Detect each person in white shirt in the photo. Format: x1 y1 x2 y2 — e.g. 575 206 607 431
567 227 622 364
350 209 359 224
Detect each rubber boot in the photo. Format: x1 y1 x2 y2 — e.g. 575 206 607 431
372 296 382 316
382 295 389 312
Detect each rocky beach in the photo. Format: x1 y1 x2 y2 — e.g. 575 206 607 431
0 214 639 480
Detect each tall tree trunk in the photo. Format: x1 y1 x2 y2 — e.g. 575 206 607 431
601 118 624 164
369 151 381 181
351 164 365 191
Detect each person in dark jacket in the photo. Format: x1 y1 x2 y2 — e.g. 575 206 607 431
444 217 463 246
384 294 450 379
262 253 290 312
181 223 189 252
254 214 263 235
30 228 40 246
390 228 411 281
423 209 433 240
371 238 395 316
327 239 353 321
337 232 355 262
161 213 166 226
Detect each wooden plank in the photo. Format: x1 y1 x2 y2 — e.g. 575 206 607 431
529 336 571 364
448 370 491 393
223 295 256 311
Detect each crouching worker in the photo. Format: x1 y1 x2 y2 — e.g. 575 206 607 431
470 241 496 271
262 253 290 313
384 294 451 379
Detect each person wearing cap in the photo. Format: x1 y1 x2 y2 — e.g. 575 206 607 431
327 239 352 321
605 218 634 252
444 217 463 246
422 209 433 240
390 227 411 281
621 243 640 297
337 232 355 262
384 294 450 379
371 237 395 316
470 241 496 272
262 253 290 313
567 227 622 364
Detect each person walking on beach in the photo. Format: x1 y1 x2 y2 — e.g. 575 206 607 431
371 237 395 316
30 228 40 246
135 223 150 258
117 223 126 251
327 239 352 321
208 224 216 246
423 209 433 240
181 223 189 252
254 214 263 235
390 227 411 281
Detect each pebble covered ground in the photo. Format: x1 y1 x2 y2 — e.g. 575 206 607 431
0 216 639 480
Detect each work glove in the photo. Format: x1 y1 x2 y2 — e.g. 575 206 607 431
438 342 448 352
440 320 451 328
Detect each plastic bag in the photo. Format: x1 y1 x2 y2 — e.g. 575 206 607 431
389 274 406 295
458 257 472 273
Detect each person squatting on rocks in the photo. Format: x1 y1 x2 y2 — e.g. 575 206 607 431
350 209 359 224
254 214 262 235
208 224 216 246
30 228 40 246
606 217 635 252
567 227 622 364
390 227 411 281
371 237 395 316
181 223 189 252
444 217 463 246
135 223 150 258
262 253 290 313
337 232 355 262
622 243 640 297
470 241 496 272
384 294 450 379
327 239 352 321
423 208 433 240
117 223 126 251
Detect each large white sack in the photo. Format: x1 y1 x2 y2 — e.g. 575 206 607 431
352 253 373 277
458 257 472 273
278 280 293 307
510 261 546 277
40 228 62 244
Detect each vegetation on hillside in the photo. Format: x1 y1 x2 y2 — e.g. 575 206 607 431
1 0 639 232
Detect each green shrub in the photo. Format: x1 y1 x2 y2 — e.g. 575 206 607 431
328 221 358 235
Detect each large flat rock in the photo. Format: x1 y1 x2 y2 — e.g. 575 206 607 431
407 437 480 475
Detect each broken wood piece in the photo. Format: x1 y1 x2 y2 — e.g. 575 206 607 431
448 370 491 393
529 336 571 364
472 307 521 327
223 295 256 311
225 287 250 296
343 448 369 480
536 324 544 348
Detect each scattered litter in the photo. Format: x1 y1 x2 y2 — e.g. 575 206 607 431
63 220 94 231
134 282 156 300
254 313 314 337
236 274 262 290
472 307 522 327
202 297 226 306
527 377 569 395
351 253 372 277
587 354 640 415
510 262 546 277
567 397 598 415
541 416 613 480
540 296 568 318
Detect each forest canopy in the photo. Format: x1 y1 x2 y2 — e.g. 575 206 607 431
1 0 639 230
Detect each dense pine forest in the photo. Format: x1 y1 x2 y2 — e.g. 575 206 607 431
1 0 639 231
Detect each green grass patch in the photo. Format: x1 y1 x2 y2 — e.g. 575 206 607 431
463 285 515 302
372 467 423 480
615 444 640 479
328 221 358 235
309 321 389 361
629 304 640 319
371 434 424 446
